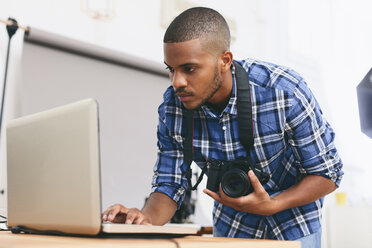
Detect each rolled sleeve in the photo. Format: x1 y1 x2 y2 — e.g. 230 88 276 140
285 80 344 186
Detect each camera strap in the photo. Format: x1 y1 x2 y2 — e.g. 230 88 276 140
184 61 254 192
235 61 254 151
234 62 272 183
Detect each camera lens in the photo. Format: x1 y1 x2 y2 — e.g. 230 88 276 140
221 169 250 198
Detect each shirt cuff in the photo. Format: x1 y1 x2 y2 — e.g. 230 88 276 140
151 183 186 209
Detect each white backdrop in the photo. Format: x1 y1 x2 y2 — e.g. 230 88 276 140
20 32 170 212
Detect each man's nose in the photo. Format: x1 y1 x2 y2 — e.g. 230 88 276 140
171 71 187 89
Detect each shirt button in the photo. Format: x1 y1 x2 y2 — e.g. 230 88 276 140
222 126 227 131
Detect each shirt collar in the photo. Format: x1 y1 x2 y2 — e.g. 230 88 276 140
225 62 238 115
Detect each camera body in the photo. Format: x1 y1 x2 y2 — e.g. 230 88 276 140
206 157 270 198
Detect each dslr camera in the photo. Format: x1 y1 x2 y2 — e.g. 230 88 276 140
206 157 270 198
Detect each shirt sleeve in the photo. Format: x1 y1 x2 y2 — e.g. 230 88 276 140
285 79 344 186
151 107 188 209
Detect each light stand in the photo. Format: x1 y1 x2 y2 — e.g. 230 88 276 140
0 18 29 199
0 18 19 150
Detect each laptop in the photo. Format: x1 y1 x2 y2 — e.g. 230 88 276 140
6 98 200 236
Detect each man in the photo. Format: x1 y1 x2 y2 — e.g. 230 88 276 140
102 7 343 247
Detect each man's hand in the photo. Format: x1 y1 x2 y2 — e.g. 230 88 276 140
204 170 338 216
203 170 277 215
101 193 178 226
102 204 152 225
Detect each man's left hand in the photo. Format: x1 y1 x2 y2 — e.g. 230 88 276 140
203 170 278 215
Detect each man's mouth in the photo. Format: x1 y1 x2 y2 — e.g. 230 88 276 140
177 94 193 102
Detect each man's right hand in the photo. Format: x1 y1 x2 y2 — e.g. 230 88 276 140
102 204 152 225
102 193 177 226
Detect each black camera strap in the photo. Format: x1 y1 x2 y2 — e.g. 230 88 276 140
235 61 254 151
184 61 254 191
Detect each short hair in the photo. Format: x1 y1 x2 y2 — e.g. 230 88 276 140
163 7 231 54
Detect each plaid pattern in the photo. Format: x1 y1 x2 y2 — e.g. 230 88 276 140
151 58 343 240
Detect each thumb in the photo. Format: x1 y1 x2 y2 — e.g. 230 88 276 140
248 170 265 193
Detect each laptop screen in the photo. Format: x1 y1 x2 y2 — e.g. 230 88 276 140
7 99 102 235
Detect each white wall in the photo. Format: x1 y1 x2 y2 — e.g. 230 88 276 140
19 39 171 211
0 0 283 65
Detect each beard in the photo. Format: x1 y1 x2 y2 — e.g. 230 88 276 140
198 65 222 108
175 64 223 110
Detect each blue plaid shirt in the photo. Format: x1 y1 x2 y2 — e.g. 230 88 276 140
152 58 343 240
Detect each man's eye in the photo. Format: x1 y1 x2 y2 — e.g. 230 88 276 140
184 67 195 73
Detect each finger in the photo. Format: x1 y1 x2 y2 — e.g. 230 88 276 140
108 205 129 222
142 222 152 225
203 188 222 203
102 212 108 221
218 184 240 205
218 184 231 202
125 209 140 224
218 184 248 211
248 170 266 194
118 205 130 215
102 215 108 221
141 219 152 225
106 207 120 222
102 206 116 221
133 214 145 224
134 215 151 225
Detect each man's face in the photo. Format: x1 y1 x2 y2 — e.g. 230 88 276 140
163 39 223 110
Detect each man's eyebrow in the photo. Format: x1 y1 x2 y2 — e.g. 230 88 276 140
163 62 197 68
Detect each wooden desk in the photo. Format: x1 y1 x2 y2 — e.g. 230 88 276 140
0 232 300 248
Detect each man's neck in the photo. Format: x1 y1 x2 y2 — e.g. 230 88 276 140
206 101 228 115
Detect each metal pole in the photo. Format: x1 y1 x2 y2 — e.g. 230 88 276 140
0 18 19 202
0 18 18 149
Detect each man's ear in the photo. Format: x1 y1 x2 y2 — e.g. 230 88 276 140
219 50 233 73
